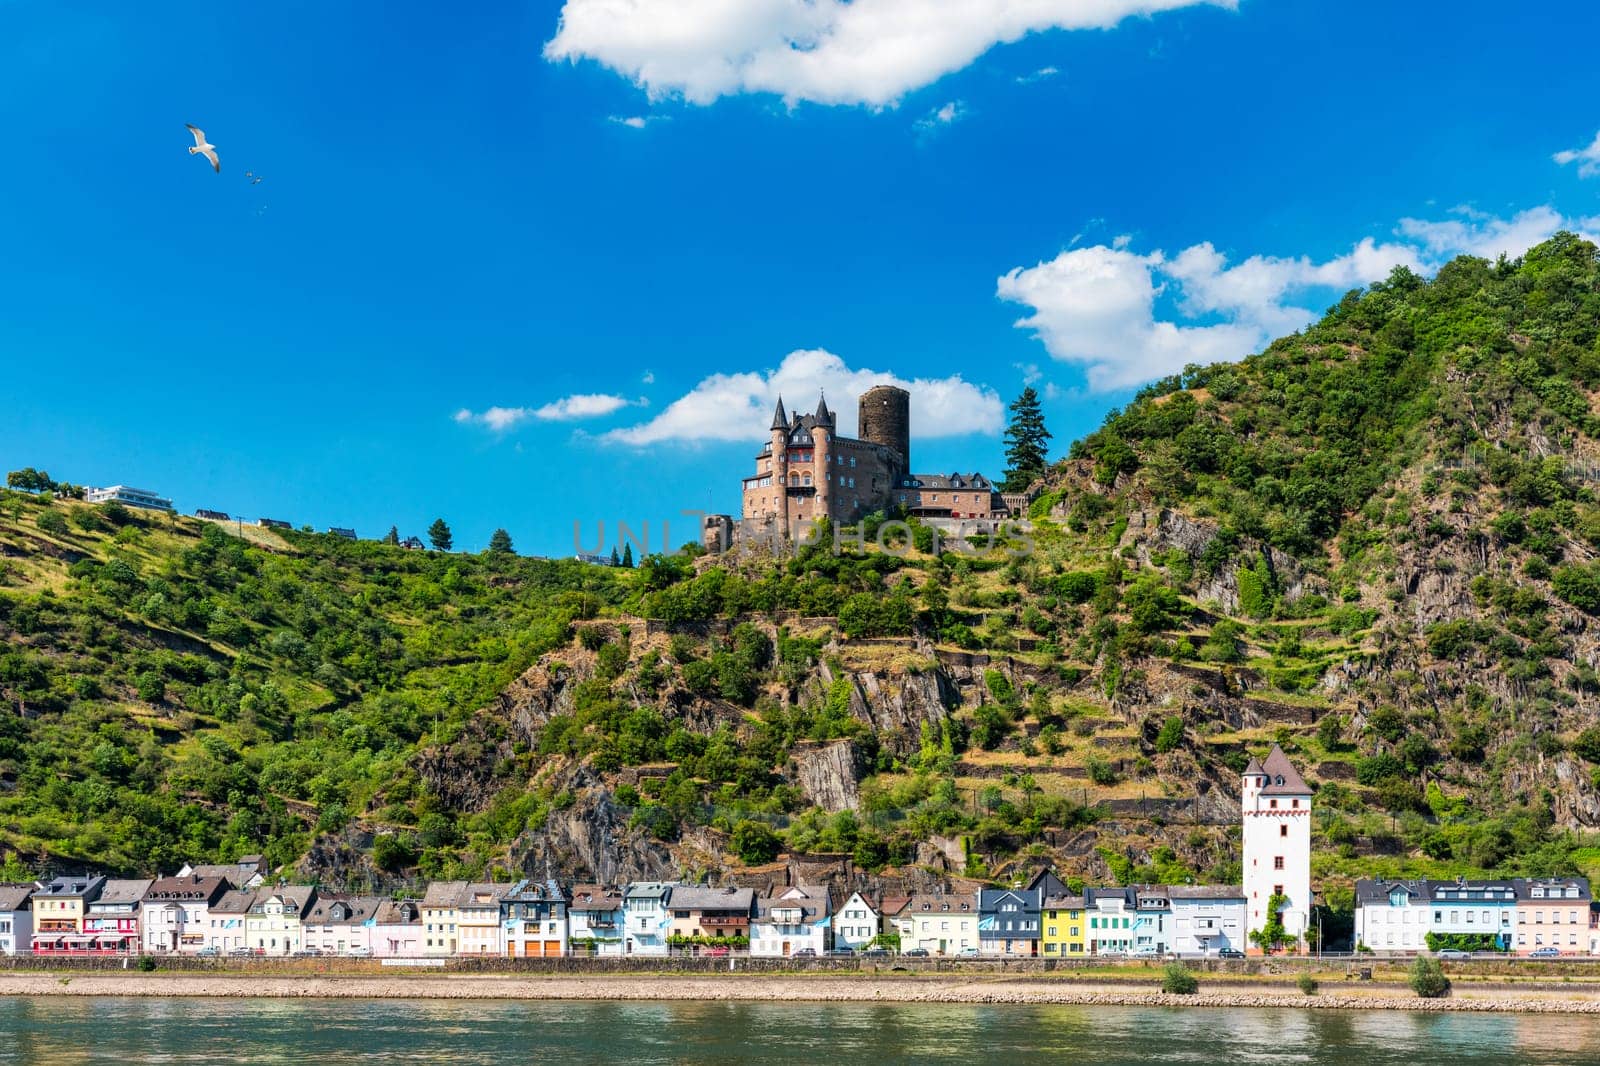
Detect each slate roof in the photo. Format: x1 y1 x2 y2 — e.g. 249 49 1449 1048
902 472 995 491
623 882 672 903
666 885 755 913
211 889 258 915
372 899 422 925
305 895 383 925
183 863 264 890
1258 744 1311 796
1041 895 1087 910
93 879 154 907
35 875 105 900
878 895 913 917
143 875 229 905
423 881 471 907
251 887 316 917
1167 885 1246 901
0 884 34 911
569 885 624 912
753 885 831 925
903 894 976 915
1514 877 1591 902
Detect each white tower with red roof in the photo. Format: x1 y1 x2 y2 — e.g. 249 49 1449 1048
1241 744 1312 951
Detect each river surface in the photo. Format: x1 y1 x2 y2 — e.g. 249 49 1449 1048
0 997 1597 1064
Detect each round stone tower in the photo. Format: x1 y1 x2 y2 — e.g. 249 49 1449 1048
811 394 833 521
858 385 911 477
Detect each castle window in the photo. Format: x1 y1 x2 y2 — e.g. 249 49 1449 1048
850 457 856 467
802 475 811 486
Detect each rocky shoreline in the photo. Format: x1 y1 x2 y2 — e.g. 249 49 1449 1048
0 973 1596 1013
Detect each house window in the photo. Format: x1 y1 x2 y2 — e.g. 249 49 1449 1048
1269 799 1278 809
1280 825 1288 838
1274 857 1284 870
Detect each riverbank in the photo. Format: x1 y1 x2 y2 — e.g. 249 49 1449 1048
2 972 1597 1013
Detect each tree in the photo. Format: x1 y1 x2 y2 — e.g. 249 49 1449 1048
1161 961 1198 994
731 819 781 864
621 543 634 568
1249 891 1291 953
6 468 55 494
383 526 400 546
488 528 514 554
1001 387 1051 492
609 546 621 567
1408 956 1451 998
427 518 453 552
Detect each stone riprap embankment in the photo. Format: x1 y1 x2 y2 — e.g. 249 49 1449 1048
0 973 1597 1013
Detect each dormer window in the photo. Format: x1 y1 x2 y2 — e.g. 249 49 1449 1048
1274 775 1285 785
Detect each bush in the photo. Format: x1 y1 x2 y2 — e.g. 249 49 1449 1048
731 819 781 864
36 510 68 535
1408 956 1451 999
1296 972 1319 995
137 954 158 972
1154 716 1184 754
1161 961 1198 994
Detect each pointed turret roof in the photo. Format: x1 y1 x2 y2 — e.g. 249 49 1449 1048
814 392 832 425
770 396 788 430
1258 744 1311 796
1242 756 1265 778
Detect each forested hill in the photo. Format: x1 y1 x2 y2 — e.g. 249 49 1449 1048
4 233 1600 907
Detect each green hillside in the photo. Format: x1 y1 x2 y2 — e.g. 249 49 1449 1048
6 233 1600 907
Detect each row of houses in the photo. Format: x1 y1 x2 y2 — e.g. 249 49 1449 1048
1354 876 1595 954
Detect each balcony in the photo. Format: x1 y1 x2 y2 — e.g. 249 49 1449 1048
698 916 749 929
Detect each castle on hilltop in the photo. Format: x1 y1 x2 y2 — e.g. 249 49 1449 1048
723 385 1015 543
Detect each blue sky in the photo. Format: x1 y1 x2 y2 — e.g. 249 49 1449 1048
2 0 1598 555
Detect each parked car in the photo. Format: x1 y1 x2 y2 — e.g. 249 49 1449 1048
195 947 219 957
861 946 891 958
229 948 254 957
1218 949 1246 959
826 948 856 957
956 946 980 957
346 947 373 957
901 948 930 957
792 948 816 957
702 947 730 957
1530 947 1561 959
1435 949 1472 960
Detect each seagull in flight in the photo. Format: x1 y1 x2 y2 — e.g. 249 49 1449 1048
186 124 220 173
245 171 263 185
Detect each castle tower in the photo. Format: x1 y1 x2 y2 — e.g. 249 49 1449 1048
811 394 832 520
770 397 790 532
858 384 911 479
1241 745 1312 952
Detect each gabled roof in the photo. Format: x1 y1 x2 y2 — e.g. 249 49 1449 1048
754 885 831 925
373 899 422 925
93 879 153 906
143 875 229 905
901 472 996 491
306 895 383 925
423 881 471 907
569 885 624 912
1167 885 1246 901
1259 745 1311 796
878 895 913 917
978 888 1039 910
1042 894 1087 909
0 884 34 911
1513 877 1591 902
181 863 264 890
252 887 316 917
624 882 672 902
211 889 258 915
667 885 754 913
36 875 105 899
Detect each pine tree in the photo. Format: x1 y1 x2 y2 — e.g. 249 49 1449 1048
488 528 514 554
427 518 453 552
621 543 634 568
1001 386 1052 492
383 525 399 545
609 546 621 566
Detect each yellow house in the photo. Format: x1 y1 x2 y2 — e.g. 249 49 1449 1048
422 881 468 956
1042 894 1087 957
245 887 317 956
31 875 106 954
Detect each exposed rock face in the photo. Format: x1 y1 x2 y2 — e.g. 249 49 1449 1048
510 769 676 885
296 825 380 886
790 739 867 812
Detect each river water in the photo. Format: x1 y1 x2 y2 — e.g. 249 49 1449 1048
0 997 1596 1064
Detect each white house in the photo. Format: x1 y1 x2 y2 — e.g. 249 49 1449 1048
1355 878 1521 954
899 894 978 955
750 885 831 957
622 882 673 956
831 891 883 950
301 896 383 956
568 885 626 956
0 884 33 956
85 485 173 511
1242 745 1313 950
204 889 256 955
1084 887 1137 955
1168 886 1248 956
142 875 231 954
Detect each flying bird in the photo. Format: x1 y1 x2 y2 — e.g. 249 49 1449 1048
245 170 262 185
185 124 220 173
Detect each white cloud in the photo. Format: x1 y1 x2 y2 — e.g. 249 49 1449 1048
602 348 1002 446
1555 130 1600 178
641 370 655 385
1000 204 1599 393
545 0 1236 107
1396 205 1583 260
1016 65 1060 84
455 393 641 431
914 99 967 134
609 114 669 129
